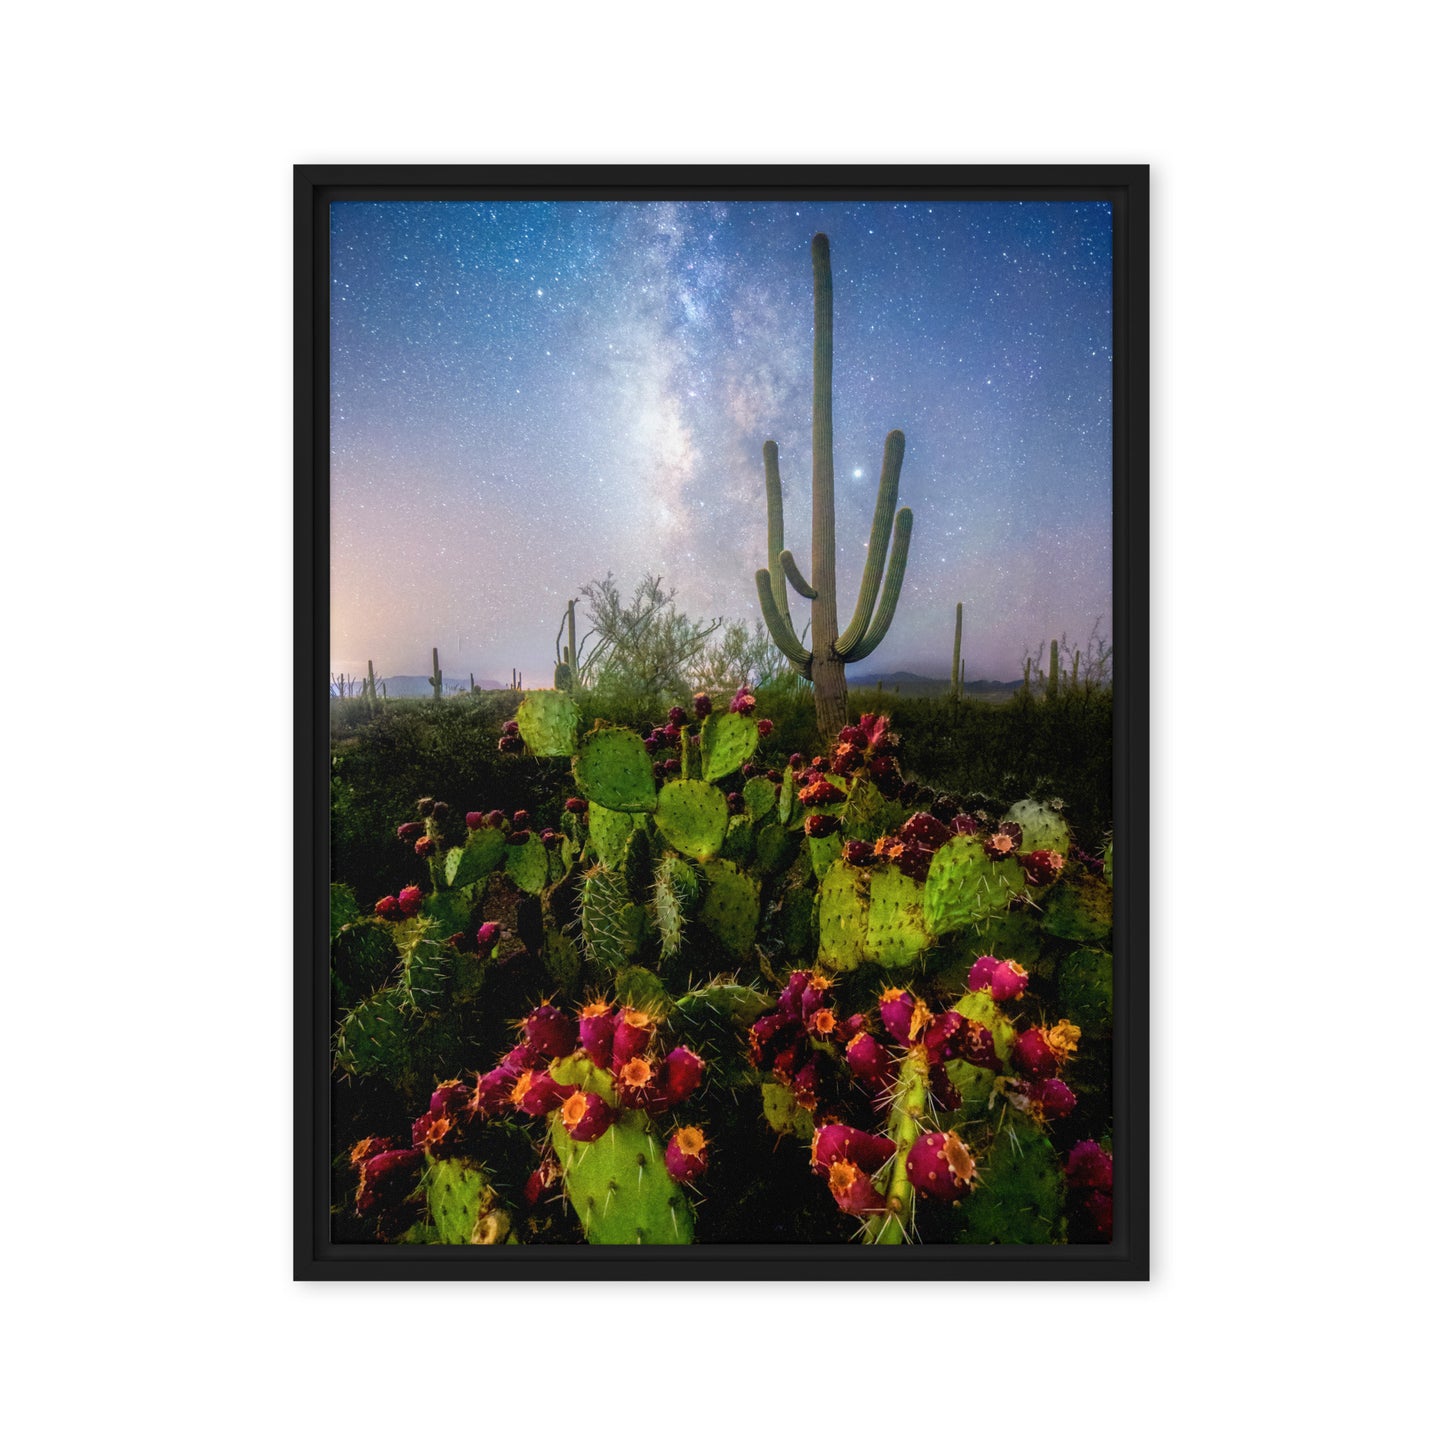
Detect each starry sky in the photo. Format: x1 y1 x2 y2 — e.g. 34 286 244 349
330 199 1112 686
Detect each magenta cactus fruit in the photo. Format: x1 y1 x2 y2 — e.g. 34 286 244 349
375 895 404 922
661 1045 706 1106
470 1064 520 1117
484 809 506 828
982 820 1024 861
757 717 774 737
501 719 520 737
1012 1027 1060 1080
967 955 999 993
662 758 680 774
354 1147 423 1213
692 691 712 719
430 801 450 820
667 705 687 727
396 821 424 842
476 920 502 952
879 987 925 1044
831 740 864 774
841 839 872 867
498 734 523 754
1022 848 1066 887
1065 1140 1114 1192
510 810 529 829
799 972 832 1016
396 884 423 918
614 1054 659 1109
661 722 681 745
523 1003 577 1059
806 1006 839 1041
797 778 846 807
845 1031 892 1084
522 1159 559 1205
905 1130 978 1202
413 836 435 857
1029 1077 1077 1120
730 686 756 716
559 1089 615 1143
826 1159 889 1216
789 752 804 769
810 1123 897 1178
505 829 531 845
465 810 484 830
643 735 659 756
950 812 979 836
956 1018 1001 1070
428 1078 470 1114
990 958 1029 1002
792 1056 821 1109
577 1001 616 1068
411 1107 457 1153
899 811 951 851
665 1126 709 1183
564 796 587 814
611 1008 656 1067
922 1009 964 1063
510 1069 571 1118
1078 1189 1113 1240
803 812 840 838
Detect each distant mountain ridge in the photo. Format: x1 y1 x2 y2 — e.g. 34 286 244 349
378 674 505 697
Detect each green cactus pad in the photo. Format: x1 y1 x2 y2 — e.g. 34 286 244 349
580 866 635 973
588 802 641 869
720 814 756 865
611 966 673 1017
955 1111 1064 1245
574 725 657 813
398 935 452 1011
333 987 408 1077
779 885 816 957
551 1053 617 1101
424 1156 510 1245
653 854 699 960
816 859 869 972
807 831 844 880
698 711 759 781
504 834 549 894
842 778 902 844
1059 947 1113 1031
760 1080 814 1140
743 775 778 824
551 1110 695 1244
653 778 729 861
515 690 580 757
778 766 796 826
622 825 652 900
941 1058 1000 1120
698 858 760 957
330 883 359 940
1041 872 1113 942
953 988 1017 1061
331 918 401 1002
1004 798 1071 856
923 835 1021 936
542 927 582 995
673 981 772 1030
445 826 507 889
753 822 795 876
864 863 933 968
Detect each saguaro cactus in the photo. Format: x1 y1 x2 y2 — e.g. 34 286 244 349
365 659 378 705
1047 639 1060 700
429 648 443 701
755 234 913 740
951 603 963 701
554 599 578 690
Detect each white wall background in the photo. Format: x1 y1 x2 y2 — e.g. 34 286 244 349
3 3 1438 1439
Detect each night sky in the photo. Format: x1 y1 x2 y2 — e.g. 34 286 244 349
330 200 1111 687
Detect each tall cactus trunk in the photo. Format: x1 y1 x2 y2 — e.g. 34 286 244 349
951 603 962 701
430 647 443 700
366 659 377 708
809 236 847 738
1047 639 1059 700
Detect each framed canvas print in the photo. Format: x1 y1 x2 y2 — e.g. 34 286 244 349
295 164 1148 1280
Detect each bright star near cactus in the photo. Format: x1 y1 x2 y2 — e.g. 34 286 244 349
329 200 1112 686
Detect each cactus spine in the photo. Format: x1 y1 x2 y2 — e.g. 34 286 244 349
1048 640 1059 700
755 234 913 740
429 647 443 700
951 603 963 701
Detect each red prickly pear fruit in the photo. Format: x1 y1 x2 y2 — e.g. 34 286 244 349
792 1056 821 1110
445 929 472 952
523 1003 577 1059
564 797 587 814
799 972 832 1016
956 1019 1001 1071
662 758 680 774
522 1159 560 1205
354 1147 423 1213
837 724 867 747
789 752 804 769
797 778 846 807
411 1107 457 1152
1012 1027 1059 1080
429 1078 470 1114
430 802 450 821
484 809 506 828
803 813 840 838
757 718 774 737
505 829 531 845
611 1008 656 1068
668 705 687 727
503 1040 545 1071
614 1054 658 1109
982 820 1024 861
826 1158 889 1216
1029 1077 1077 1119
730 687 756 716
831 741 864 773
643 735 659 756
348 1135 394 1168
465 811 484 830
968 955 1000 993
933 1069 961 1111
726 790 744 813
577 1001 616 1068
477 920 502 952
665 1126 709 1183
845 1031 892 1084
899 812 951 851
767 769 782 783
893 839 933 882
498 734 523 754
776 970 811 1019
990 958 1029 1002
501 720 520 737
878 988 915 1044
693 692 713 719
922 1009 965 1064
806 1007 839 1041
841 839 871 867
470 1064 520 1117
1064 1140 1114 1192
905 1130 979 1202
661 1046 706 1106
1078 1188 1113 1240
511 810 529 829
661 722 681 745
414 836 436 857
397 885 424 917
741 761 757 778
951 812 979 836
375 895 404 922
770 1041 802 1082
558 1089 615 1143
539 828 561 845
1022 848 1066 887
810 1123 897 1178
510 1069 571 1117
396 821 424 841
747 1010 787 1063
842 1012 868 1036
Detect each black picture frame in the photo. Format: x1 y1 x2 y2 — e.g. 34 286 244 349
295 163 1148 1281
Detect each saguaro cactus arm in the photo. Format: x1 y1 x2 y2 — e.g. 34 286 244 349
840 506 913 664
835 430 908 658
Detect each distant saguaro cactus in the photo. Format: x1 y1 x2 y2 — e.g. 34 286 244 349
1047 639 1060 700
951 603 963 701
554 598 578 690
754 234 913 740
429 648 443 701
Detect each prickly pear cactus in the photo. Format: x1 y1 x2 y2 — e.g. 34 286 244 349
424 1156 512 1244
864 864 932 968
515 690 580 757
923 835 1022 936
574 725 657 812
444 827 506 889
698 711 759 781
653 854 701 960
955 1110 1065 1245
697 858 760 957
816 860 868 972
654 778 729 861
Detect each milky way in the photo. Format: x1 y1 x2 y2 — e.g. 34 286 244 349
330 199 1112 686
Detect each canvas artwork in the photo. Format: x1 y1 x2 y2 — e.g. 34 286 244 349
318 183 1130 1262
